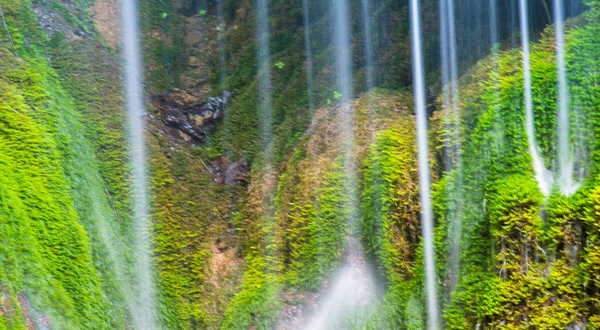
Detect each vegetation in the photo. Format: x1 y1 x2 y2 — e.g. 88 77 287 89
0 0 127 327
438 2 600 328
0 0 599 328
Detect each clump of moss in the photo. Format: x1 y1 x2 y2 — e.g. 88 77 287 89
0 10 126 329
439 2 599 328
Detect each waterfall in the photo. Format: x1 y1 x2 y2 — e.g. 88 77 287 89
300 0 377 328
120 0 158 328
361 0 375 91
256 0 273 153
360 0 377 136
519 0 553 196
332 0 352 105
438 0 460 170
304 239 376 330
489 0 498 47
331 0 357 229
440 0 463 290
217 0 227 90
554 0 579 195
302 0 315 115
410 0 440 328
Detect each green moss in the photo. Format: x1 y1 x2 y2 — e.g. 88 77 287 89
140 0 185 92
0 47 120 330
220 252 280 330
283 158 352 289
359 121 426 328
0 0 134 327
439 3 599 328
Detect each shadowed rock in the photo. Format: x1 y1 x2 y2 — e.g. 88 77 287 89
209 156 249 185
152 90 234 143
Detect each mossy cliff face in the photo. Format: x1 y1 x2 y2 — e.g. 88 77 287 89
220 90 421 330
0 0 129 328
0 0 599 329
0 0 240 328
437 2 600 328
221 0 600 328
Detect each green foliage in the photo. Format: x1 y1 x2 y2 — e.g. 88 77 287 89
1 0 599 328
219 164 282 330
283 159 352 289
490 42 500 55
487 175 543 276
220 253 281 330
359 118 440 328
222 90 414 328
211 0 423 168
149 141 243 329
584 185 600 327
361 123 419 283
439 6 600 328
0 31 125 330
140 0 185 92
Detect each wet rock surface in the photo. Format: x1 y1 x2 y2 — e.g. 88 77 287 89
276 237 378 330
276 291 319 330
90 0 121 48
209 156 250 185
33 5 89 41
152 90 234 143
0 287 50 330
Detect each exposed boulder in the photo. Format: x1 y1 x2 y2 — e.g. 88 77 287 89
188 56 201 67
160 110 208 142
33 5 89 41
90 0 121 48
152 90 234 143
209 156 249 185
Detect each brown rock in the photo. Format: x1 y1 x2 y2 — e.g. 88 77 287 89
89 0 121 48
235 7 246 20
188 56 201 67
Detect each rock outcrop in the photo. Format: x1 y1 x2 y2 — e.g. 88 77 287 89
152 90 234 143
209 156 249 185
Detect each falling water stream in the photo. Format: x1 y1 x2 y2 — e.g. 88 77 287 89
360 0 375 92
217 0 227 90
439 0 463 289
519 0 554 196
302 0 315 115
299 0 377 328
257 0 273 152
554 0 579 195
2 0 597 328
120 0 157 328
303 239 377 330
489 0 499 48
410 0 440 328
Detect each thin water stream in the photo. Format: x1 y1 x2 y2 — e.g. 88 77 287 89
360 0 375 91
440 0 464 289
120 0 157 327
297 0 376 328
257 0 273 153
303 0 315 116
519 0 554 196
410 0 440 328
554 0 579 195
